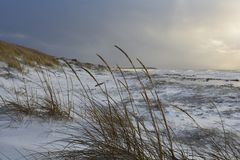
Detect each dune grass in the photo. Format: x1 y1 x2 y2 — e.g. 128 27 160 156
54 47 240 160
0 46 239 159
0 40 59 71
0 67 73 121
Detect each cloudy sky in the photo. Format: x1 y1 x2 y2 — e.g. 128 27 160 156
0 0 240 70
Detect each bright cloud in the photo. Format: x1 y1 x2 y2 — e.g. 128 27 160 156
0 0 239 70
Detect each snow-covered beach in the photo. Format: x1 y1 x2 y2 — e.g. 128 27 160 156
0 61 239 159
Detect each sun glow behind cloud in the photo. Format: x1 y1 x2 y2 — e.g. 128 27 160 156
0 0 240 70
140 0 240 70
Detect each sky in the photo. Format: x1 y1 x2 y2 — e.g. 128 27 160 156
0 0 240 70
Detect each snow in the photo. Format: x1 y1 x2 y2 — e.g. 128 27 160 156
0 64 239 159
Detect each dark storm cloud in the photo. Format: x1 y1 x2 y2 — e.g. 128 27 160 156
0 0 240 69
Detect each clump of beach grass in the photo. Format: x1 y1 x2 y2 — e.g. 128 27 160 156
55 47 188 160
0 67 73 121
